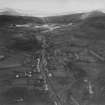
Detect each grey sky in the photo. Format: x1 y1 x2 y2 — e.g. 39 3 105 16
0 0 105 16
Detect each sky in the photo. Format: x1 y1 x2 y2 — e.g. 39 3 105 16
0 0 105 16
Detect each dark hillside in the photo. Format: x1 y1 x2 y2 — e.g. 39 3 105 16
45 13 83 24
0 15 44 27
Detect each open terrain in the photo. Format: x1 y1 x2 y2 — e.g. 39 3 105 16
0 10 105 105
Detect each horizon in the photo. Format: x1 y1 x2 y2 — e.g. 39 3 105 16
0 0 105 16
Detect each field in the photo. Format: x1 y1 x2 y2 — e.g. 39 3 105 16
0 10 105 105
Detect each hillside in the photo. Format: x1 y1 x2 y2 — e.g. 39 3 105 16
0 9 105 105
